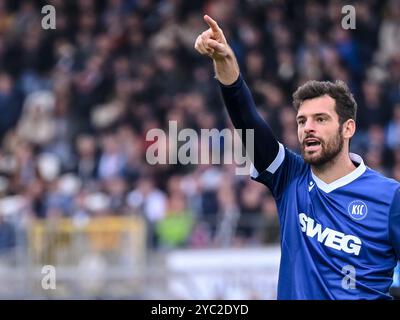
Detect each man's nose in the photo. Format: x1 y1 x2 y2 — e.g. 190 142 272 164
303 119 316 133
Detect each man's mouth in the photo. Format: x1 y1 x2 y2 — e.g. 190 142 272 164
304 138 321 152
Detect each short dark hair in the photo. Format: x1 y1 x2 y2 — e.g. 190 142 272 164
292 80 357 124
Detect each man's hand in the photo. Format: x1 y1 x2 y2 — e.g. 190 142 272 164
194 15 239 85
194 15 230 60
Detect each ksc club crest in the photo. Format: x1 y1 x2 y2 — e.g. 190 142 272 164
348 200 368 221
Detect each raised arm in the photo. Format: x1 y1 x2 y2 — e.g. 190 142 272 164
194 15 280 173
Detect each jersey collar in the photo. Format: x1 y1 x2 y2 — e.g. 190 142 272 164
311 153 366 193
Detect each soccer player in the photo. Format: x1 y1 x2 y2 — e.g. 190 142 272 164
194 15 400 300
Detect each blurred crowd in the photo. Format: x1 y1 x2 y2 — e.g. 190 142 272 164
0 0 399 250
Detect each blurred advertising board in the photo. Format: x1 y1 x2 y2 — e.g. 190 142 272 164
166 246 280 299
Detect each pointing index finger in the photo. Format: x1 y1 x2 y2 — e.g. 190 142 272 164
204 15 219 32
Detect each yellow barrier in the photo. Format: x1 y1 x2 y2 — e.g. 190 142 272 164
28 215 147 267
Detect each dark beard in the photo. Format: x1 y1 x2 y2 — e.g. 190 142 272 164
301 128 344 166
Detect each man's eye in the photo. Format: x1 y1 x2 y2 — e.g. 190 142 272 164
298 120 305 125
317 118 326 122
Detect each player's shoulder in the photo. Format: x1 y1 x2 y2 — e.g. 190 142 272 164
363 167 400 193
282 145 309 173
283 145 306 166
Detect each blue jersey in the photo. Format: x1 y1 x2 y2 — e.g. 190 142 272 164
251 143 400 299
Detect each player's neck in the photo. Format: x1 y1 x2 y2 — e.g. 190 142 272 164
311 151 356 184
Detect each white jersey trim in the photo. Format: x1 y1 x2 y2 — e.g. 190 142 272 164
311 153 366 193
250 142 285 178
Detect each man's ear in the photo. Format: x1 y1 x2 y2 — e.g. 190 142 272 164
342 119 356 139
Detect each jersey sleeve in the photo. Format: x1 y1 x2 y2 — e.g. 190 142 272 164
250 144 306 199
219 74 306 199
219 74 279 174
389 186 400 259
